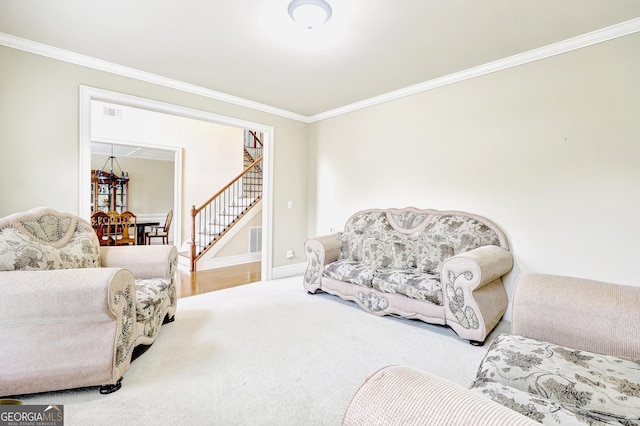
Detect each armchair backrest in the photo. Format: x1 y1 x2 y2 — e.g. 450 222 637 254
0 207 101 271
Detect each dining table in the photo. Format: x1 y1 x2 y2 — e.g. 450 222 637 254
135 221 160 245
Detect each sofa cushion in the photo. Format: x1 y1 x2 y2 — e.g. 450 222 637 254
372 270 442 305
415 214 503 273
337 232 366 262
344 211 394 233
471 334 640 423
323 260 376 287
362 234 416 270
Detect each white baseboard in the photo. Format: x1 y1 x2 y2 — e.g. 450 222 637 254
178 254 306 279
196 252 261 271
271 262 306 279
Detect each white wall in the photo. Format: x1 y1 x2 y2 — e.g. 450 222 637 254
309 33 640 318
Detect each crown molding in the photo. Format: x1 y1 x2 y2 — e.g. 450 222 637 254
1 16 639 124
308 17 640 122
0 32 310 123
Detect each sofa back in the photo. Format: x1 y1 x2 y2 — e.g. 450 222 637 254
338 208 508 273
0 207 101 271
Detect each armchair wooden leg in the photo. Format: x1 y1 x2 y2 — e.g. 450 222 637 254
99 377 122 394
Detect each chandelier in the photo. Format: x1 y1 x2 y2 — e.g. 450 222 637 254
94 145 128 188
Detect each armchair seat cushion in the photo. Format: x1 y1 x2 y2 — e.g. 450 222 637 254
471 334 640 423
471 381 613 425
371 270 442 304
134 278 172 322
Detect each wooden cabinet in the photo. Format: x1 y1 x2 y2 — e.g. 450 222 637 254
91 169 129 213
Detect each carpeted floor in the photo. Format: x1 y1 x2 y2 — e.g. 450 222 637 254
15 276 509 425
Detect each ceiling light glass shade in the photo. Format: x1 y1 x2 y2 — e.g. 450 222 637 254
288 0 332 30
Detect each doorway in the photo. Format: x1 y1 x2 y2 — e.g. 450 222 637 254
79 86 274 280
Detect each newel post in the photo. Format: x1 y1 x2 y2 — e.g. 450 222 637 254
190 205 197 272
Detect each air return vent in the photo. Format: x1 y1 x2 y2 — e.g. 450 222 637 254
102 106 122 119
249 227 262 253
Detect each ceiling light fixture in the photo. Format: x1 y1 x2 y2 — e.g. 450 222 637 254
288 0 332 30
94 145 129 189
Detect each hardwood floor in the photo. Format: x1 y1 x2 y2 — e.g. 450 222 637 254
176 261 261 298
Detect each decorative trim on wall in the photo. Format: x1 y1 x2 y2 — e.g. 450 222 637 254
0 32 308 123
1 17 639 123
308 17 640 122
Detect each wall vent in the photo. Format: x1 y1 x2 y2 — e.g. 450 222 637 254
103 106 122 119
249 227 262 253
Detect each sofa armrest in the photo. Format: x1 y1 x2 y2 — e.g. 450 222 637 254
303 234 340 292
512 272 640 358
100 245 178 280
440 245 513 343
0 268 136 395
342 366 537 426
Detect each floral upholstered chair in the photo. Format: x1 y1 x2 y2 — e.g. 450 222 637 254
0 207 177 397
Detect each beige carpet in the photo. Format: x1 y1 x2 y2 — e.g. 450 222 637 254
16 275 509 425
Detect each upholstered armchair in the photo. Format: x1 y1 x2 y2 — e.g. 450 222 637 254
0 207 177 397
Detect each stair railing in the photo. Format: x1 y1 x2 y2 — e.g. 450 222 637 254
244 130 263 166
248 130 263 148
190 156 263 271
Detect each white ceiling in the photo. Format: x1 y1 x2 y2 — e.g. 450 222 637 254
1 1 640 117
92 142 175 162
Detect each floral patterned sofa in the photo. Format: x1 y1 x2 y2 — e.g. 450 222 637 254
304 207 513 344
342 273 640 425
0 207 177 397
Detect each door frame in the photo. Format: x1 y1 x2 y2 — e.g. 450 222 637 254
78 86 274 279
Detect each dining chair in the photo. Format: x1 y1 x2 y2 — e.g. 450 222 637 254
113 211 137 245
146 209 173 245
90 211 111 246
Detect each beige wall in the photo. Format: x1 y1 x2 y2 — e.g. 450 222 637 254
308 32 640 317
2 30 639 289
0 45 308 270
91 154 174 215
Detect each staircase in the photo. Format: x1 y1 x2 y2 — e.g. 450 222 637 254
189 131 263 271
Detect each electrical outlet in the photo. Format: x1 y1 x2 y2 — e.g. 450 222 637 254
286 250 294 259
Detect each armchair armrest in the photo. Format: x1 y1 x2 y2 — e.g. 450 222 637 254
303 234 340 292
440 245 513 343
512 272 640 358
0 268 134 324
100 245 178 280
342 366 537 426
0 268 136 395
